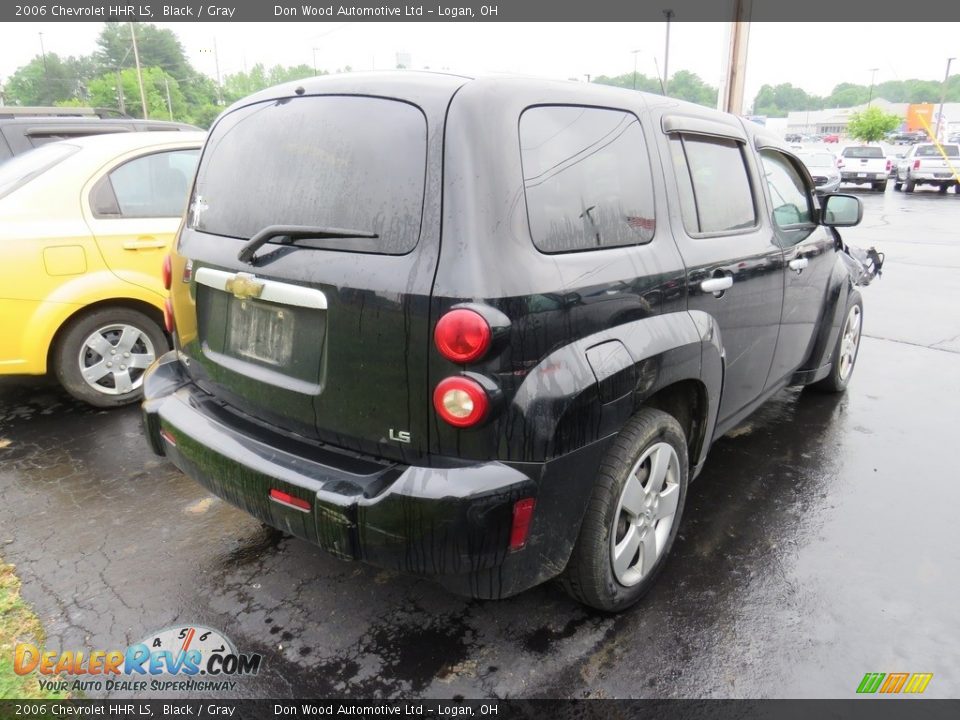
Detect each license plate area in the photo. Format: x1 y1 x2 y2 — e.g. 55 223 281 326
228 298 294 367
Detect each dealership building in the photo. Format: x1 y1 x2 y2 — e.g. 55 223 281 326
786 99 960 138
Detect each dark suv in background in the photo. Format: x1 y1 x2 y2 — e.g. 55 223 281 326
142 73 875 611
0 106 197 163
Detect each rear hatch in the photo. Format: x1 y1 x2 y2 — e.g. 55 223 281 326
172 79 461 462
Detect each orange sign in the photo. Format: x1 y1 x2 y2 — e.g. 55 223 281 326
907 104 934 132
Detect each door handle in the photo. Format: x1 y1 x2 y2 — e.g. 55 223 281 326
789 257 809 273
122 238 167 250
700 276 733 294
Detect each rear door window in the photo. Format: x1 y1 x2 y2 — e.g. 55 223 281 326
91 149 200 218
669 135 757 235
190 96 428 255
519 105 656 253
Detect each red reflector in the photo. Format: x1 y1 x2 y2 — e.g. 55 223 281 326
159 429 176 446
162 254 172 291
434 309 492 363
163 297 175 334
269 489 311 512
433 376 490 428
509 498 536 551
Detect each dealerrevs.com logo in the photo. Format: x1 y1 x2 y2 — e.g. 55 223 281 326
14 625 262 694
856 672 933 694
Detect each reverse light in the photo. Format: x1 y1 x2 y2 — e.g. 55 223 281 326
509 498 536 551
162 254 172 290
163 298 175 334
434 309 492 363
269 489 311 513
433 376 490 427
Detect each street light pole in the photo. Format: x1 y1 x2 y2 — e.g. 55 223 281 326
631 49 641 91
935 57 955 140
663 9 674 94
313 48 319 76
867 68 879 106
38 32 47 72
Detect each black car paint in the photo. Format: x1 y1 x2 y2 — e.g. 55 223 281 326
142 73 859 599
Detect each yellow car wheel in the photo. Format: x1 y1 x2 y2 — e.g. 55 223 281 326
54 307 169 408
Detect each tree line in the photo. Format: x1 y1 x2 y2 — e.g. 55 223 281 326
2 23 956 125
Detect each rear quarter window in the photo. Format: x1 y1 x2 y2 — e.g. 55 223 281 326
519 105 656 253
916 144 959 157
190 95 428 255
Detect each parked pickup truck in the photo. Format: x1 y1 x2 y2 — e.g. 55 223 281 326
895 143 960 193
838 145 890 191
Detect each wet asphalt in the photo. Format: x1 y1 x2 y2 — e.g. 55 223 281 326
1 186 958 700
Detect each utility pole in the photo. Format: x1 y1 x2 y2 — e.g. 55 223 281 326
163 76 173 120
631 49 641 91
38 32 47 72
935 57 955 140
717 0 752 115
213 37 223 105
867 68 879 106
116 69 126 114
129 22 148 119
662 10 674 94
584 74 591 83
313 48 319 76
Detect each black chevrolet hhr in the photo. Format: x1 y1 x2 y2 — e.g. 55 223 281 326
143 72 874 611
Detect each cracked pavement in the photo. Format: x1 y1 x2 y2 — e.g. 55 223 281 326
1 188 958 699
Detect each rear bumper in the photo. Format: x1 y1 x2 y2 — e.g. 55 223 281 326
840 171 885 182
142 351 607 599
908 172 957 183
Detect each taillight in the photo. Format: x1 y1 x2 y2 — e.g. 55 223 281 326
509 498 536 551
914 159 921 170
162 254 172 290
269 489 311 513
434 309 492 363
163 297 175 334
837 158 843 168
886 159 892 172
433 376 489 427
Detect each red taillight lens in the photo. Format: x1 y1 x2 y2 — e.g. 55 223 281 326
434 309 492 363
914 159 921 170
163 297 175 334
837 158 843 167
269 489 311 513
509 498 536 551
162 254 172 290
886 159 892 172
433 376 489 427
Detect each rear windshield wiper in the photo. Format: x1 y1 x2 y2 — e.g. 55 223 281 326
237 225 379 263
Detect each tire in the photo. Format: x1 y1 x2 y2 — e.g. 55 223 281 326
873 181 887 192
560 407 689 612
809 290 863 394
938 184 949 194
904 178 916 193
54 306 168 408
894 181 903 191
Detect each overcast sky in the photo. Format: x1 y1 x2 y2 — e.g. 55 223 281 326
1 22 956 106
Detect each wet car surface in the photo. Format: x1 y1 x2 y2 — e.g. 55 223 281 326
1 189 958 699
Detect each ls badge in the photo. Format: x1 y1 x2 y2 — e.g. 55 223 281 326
389 429 411 444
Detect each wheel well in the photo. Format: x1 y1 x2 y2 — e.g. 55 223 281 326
46 298 167 372
641 380 708 469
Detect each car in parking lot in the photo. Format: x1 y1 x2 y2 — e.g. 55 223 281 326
838 145 890 191
795 150 841 194
0 108 197 164
895 143 960 193
0 131 204 406
142 73 876 612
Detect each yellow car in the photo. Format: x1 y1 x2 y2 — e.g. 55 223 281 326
0 131 205 406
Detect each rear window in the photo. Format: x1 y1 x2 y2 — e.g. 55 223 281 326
190 96 427 255
842 146 884 159
0 142 79 199
519 106 656 253
916 144 959 157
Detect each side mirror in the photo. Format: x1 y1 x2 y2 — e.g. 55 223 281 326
821 194 863 227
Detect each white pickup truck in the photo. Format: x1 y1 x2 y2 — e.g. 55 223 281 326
838 145 891 192
895 143 960 193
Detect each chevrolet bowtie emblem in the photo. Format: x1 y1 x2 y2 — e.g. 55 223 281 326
225 272 265 300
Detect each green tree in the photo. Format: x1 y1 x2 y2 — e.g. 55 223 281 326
222 63 320 103
2 53 93 106
87 67 186 120
753 82 823 117
846 105 900 142
593 69 718 108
